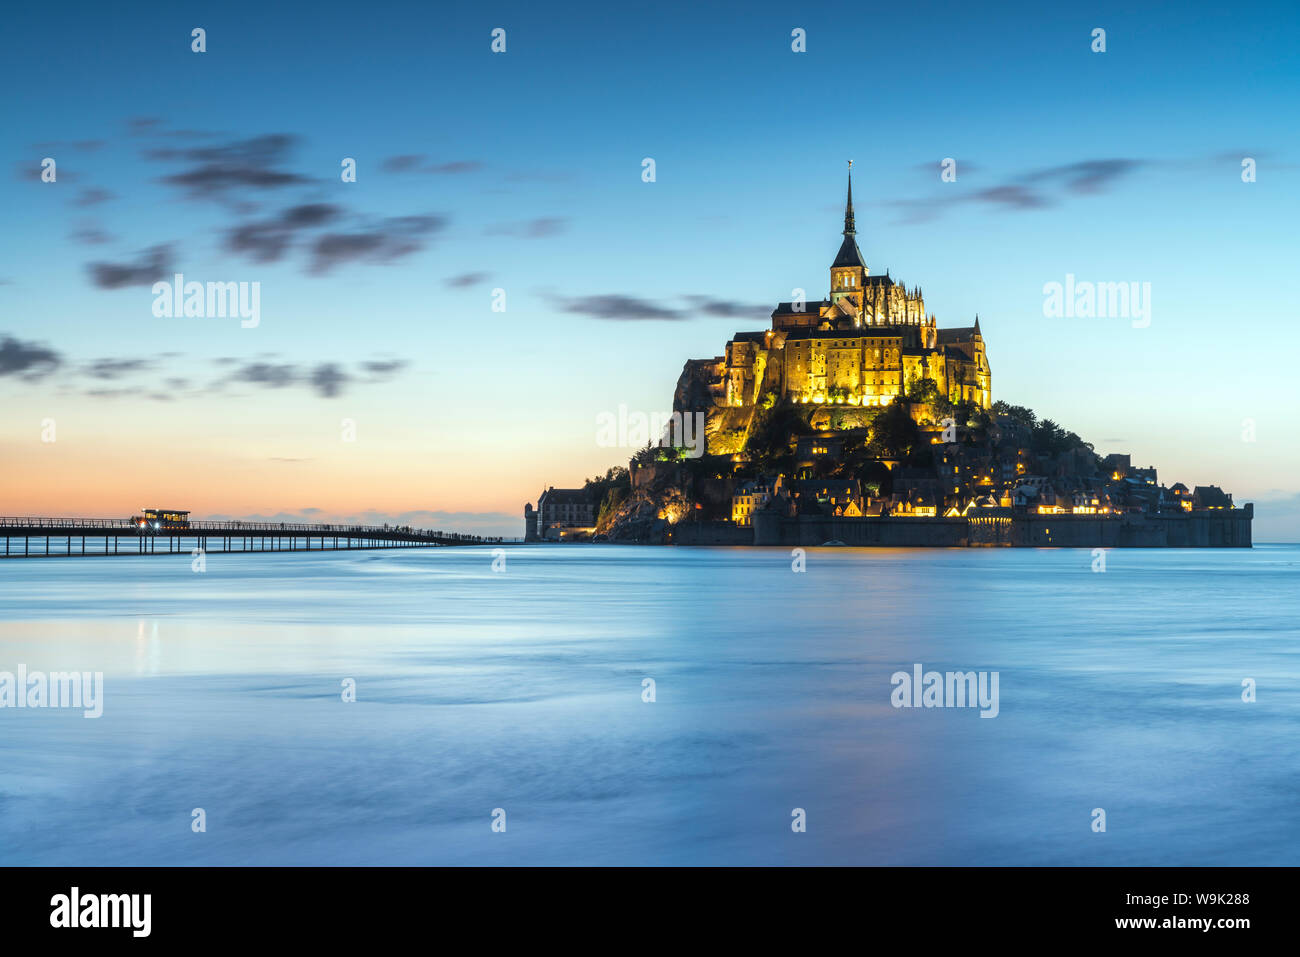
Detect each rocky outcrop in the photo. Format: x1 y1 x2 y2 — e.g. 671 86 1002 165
601 471 695 543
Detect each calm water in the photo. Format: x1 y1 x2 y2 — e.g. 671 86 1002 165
1 544 1297 866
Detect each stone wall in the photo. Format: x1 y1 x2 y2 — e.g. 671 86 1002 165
667 521 755 545
747 505 1253 548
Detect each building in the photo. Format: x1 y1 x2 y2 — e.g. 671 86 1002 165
1193 485 1233 510
732 476 784 527
528 487 599 541
135 508 190 529
674 164 991 457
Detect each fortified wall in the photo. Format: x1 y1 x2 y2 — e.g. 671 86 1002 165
746 505 1253 548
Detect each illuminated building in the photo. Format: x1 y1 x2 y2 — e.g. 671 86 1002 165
675 164 991 456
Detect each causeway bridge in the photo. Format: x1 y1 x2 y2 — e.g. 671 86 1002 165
0 516 518 558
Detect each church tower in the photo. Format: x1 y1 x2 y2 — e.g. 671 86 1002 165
829 161 867 319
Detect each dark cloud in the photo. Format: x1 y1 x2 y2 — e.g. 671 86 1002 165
428 160 483 174
86 244 172 289
228 362 297 389
554 294 684 321
148 134 309 199
84 358 153 379
74 187 115 207
0 335 62 379
213 356 403 397
360 359 408 379
683 296 772 320
382 154 484 175
307 215 445 274
552 293 779 322
70 225 116 245
444 272 491 288
1025 159 1145 195
885 157 1145 224
382 154 423 173
14 160 78 183
970 184 1048 209
487 217 567 238
226 203 342 263
309 363 350 398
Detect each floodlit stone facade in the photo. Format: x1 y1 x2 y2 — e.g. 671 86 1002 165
675 167 990 455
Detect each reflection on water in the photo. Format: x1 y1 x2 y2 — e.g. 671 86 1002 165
1 544 1298 865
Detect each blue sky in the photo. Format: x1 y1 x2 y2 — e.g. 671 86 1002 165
2 0 1298 537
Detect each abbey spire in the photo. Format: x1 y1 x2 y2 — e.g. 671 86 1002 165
830 161 868 317
843 161 856 235
831 161 867 271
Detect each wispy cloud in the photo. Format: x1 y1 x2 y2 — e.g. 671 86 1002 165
86 244 173 289
308 363 350 398
213 357 411 398
84 358 154 379
683 296 772 320
553 294 685 321
308 215 446 274
69 225 117 245
0 335 62 380
444 272 492 288
381 154 484 175
74 187 115 207
553 293 770 321
147 133 310 199
226 202 342 263
885 156 1147 224
486 217 567 238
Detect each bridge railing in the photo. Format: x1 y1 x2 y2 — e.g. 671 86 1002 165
0 516 521 543
0 516 137 529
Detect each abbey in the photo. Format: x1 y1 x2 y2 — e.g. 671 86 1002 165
674 166 990 452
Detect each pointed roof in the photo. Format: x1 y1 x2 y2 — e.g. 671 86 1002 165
832 162 866 269
832 235 867 268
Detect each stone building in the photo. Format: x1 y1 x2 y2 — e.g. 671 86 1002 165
675 165 991 456
527 487 598 541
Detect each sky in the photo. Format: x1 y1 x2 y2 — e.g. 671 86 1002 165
2 0 1298 539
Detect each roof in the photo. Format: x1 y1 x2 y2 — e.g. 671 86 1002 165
538 488 596 506
1193 485 1232 507
772 300 830 315
831 234 867 268
936 326 978 343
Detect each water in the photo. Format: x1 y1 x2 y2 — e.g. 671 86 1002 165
1 544 1297 866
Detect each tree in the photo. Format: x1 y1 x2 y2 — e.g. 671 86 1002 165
870 397 926 464
992 401 1036 429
